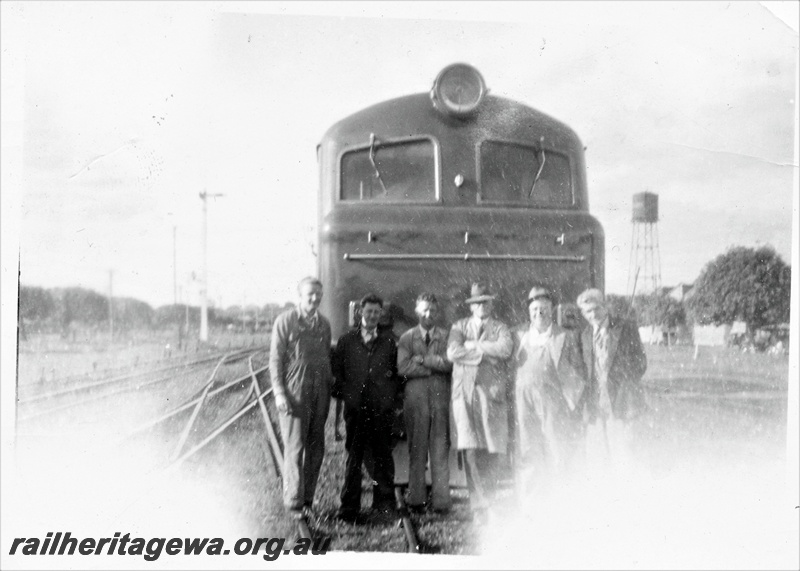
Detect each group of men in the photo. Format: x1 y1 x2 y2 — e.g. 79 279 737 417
269 277 648 525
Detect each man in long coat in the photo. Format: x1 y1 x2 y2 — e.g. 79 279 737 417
446 283 513 522
576 288 647 466
513 286 586 497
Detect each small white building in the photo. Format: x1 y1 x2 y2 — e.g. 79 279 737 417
692 321 747 346
639 324 692 345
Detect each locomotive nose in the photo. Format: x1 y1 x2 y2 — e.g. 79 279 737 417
430 63 487 117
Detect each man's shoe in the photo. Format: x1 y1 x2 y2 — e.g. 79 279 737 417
407 503 427 515
372 500 395 514
336 509 360 524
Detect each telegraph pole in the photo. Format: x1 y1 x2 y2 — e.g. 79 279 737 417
173 225 178 306
199 190 224 342
181 284 189 334
108 269 114 343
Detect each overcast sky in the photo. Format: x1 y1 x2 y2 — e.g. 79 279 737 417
3 1 798 309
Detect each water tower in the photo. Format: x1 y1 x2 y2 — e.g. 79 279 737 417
627 191 662 296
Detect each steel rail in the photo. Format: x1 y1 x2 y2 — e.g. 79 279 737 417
160 378 326 541
245 364 313 541
111 381 276 528
171 354 231 461
17 365 213 424
166 383 274 470
297 516 314 542
18 346 257 395
394 486 421 553
203 358 260 432
120 364 268 440
19 349 263 424
17 356 217 404
149 348 263 416
249 360 282 479
18 347 257 405
169 367 258 462
146 375 326 549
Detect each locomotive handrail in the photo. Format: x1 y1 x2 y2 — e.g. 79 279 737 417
528 135 547 198
368 133 389 195
343 253 586 262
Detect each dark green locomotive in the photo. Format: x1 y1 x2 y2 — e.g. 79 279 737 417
318 63 604 340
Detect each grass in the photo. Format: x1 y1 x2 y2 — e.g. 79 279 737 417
178 343 792 556
15 330 269 387
644 343 789 391
11 340 793 558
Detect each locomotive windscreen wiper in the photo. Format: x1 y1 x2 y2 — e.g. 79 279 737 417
528 137 546 199
369 133 389 195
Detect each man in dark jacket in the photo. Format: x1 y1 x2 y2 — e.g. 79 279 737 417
332 293 401 522
576 288 647 466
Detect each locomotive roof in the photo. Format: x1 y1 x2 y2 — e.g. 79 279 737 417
320 92 584 152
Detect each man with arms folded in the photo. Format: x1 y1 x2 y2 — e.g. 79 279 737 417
447 283 514 524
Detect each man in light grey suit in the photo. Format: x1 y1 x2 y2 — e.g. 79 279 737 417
397 293 453 513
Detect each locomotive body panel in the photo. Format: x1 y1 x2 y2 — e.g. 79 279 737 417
317 68 604 340
320 205 603 337
319 94 589 214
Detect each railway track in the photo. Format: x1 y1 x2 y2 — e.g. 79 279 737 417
16 345 425 554
118 353 423 552
12 340 787 557
16 348 257 422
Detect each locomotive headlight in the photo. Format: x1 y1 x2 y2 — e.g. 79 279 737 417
430 63 487 117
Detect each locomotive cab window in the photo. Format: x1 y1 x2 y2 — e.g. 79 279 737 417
479 140 573 207
340 138 437 202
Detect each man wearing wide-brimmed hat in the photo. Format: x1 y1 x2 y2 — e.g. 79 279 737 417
512 285 586 498
446 282 514 523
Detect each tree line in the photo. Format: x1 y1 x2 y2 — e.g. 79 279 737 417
609 245 790 339
17 285 294 340
18 245 791 341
